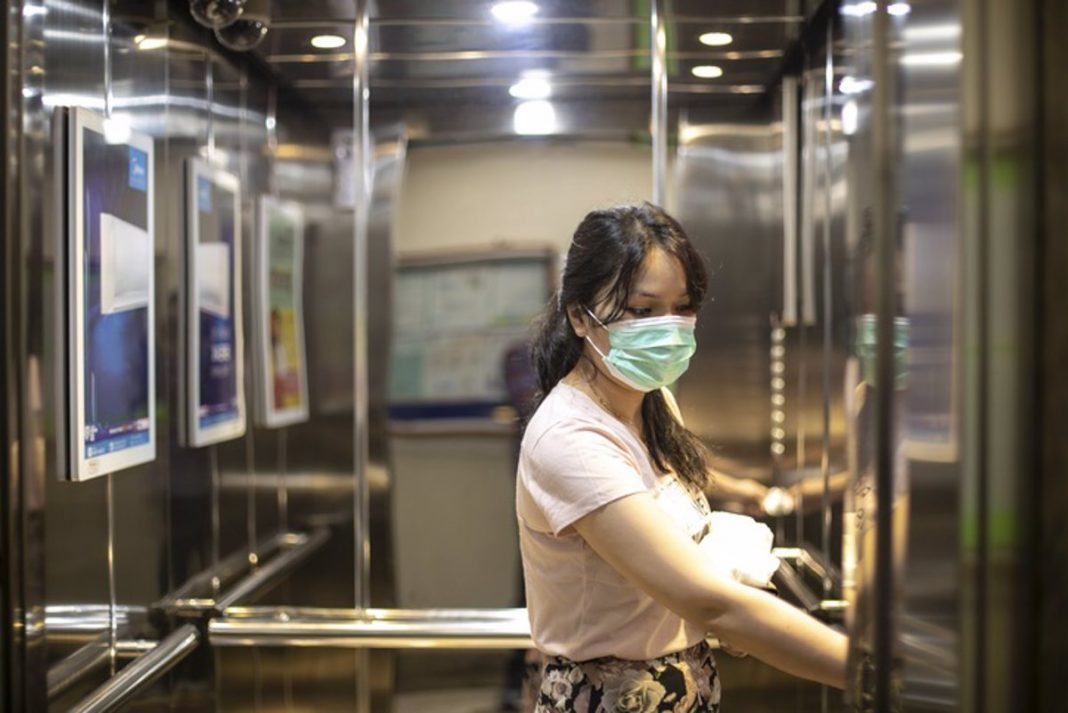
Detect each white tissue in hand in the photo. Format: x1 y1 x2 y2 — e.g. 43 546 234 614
698 511 781 588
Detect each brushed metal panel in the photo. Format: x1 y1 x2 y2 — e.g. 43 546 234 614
895 1 966 709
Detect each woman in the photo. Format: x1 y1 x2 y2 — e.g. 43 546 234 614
517 204 847 712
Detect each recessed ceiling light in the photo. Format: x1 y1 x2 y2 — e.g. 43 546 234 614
691 65 723 79
492 1 538 24
311 34 346 49
698 32 733 47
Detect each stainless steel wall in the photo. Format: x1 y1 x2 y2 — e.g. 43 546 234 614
2 1 364 710
840 0 1047 710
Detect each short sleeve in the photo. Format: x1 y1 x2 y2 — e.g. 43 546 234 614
519 420 648 536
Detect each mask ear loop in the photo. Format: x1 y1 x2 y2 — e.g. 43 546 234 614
582 307 611 360
584 306 608 330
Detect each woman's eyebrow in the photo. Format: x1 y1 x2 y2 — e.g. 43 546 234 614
634 290 690 300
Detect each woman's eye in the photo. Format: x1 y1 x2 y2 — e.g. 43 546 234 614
626 307 652 317
676 304 695 315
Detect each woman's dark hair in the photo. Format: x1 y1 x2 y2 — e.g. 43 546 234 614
529 203 711 488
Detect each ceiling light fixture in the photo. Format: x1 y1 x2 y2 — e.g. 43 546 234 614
888 2 912 15
310 34 346 49
492 1 538 24
691 65 723 79
698 32 733 47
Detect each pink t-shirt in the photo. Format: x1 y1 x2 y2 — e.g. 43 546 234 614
516 382 711 662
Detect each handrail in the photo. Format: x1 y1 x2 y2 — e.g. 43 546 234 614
773 558 823 614
773 544 846 617
67 624 199 713
212 528 330 612
158 533 288 612
158 529 330 616
45 605 147 637
47 628 163 700
209 607 727 652
47 629 113 700
210 607 534 649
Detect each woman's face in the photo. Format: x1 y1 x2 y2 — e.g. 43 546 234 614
569 247 696 376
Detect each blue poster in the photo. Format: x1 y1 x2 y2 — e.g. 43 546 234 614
186 159 245 446
70 108 155 480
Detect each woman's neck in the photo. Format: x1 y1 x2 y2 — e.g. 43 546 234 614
566 358 644 429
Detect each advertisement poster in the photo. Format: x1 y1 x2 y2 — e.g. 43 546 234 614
255 196 309 427
184 158 246 446
68 107 155 480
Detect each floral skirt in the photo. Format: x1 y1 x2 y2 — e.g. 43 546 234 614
525 640 721 713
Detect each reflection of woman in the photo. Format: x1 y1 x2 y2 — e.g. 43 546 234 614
517 205 846 711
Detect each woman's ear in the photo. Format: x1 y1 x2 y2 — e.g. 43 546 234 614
565 304 587 338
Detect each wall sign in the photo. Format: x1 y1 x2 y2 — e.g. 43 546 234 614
254 196 309 427
183 158 247 447
67 107 156 480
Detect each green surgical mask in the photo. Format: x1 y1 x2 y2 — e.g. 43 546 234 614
585 308 698 392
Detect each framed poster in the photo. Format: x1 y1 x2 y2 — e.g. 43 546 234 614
182 158 246 447
254 196 309 427
67 107 155 480
388 250 554 420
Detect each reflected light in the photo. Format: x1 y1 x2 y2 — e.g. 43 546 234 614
513 100 556 135
310 34 346 49
900 51 963 66
492 1 538 24
509 73 551 100
698 32 733 47
135 35 167 51
839 75 874 95
841 2 877 17
691 65 723 79
102 115 132 144
842 100 859 135
771 443 786 455
903 23 961 41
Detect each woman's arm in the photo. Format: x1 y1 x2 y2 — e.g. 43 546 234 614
572 492 847 689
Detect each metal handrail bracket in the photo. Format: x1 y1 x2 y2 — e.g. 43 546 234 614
68 624 199 713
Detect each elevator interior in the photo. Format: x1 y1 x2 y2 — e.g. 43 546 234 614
1 0 1065 712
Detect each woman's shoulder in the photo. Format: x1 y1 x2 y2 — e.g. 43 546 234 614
522 383 629 456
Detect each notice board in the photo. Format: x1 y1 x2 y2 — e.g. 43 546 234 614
389 249 555 420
